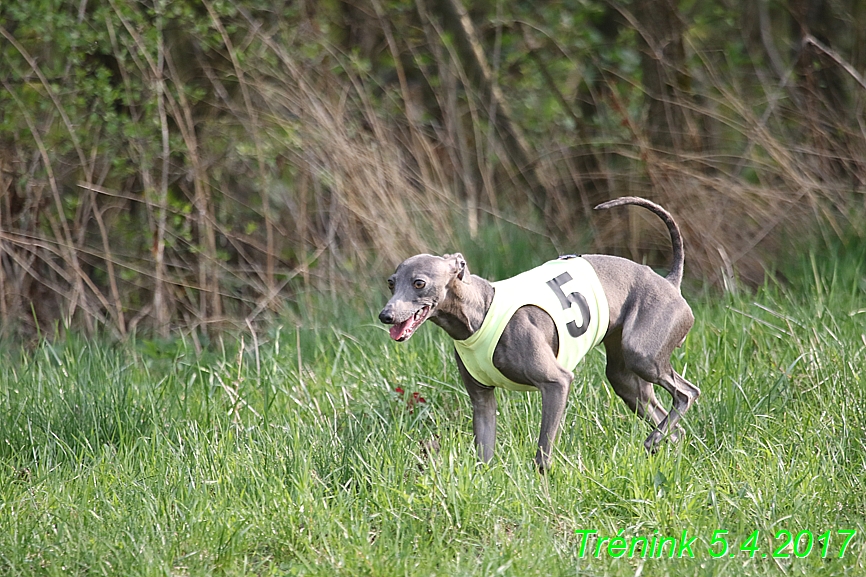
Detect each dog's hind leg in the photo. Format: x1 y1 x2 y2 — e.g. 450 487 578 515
641 369 699 452
618 305 700 452
603 334 679 442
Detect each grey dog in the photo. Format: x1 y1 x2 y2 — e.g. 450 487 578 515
378 197 700 470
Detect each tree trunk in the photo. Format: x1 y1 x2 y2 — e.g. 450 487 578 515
426 0 556 212
631 0 696 154
789 0 851 178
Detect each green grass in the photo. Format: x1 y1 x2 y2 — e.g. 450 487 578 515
1 244 865 576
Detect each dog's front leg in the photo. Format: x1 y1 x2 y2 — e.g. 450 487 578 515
456 352 497 464
534 374 573 472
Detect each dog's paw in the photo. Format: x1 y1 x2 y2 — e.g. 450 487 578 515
644 430 664 454
534 452 552 474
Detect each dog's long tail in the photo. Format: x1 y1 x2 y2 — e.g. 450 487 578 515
594 196 685 290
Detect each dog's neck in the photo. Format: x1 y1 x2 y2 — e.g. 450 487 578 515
430 274 494 341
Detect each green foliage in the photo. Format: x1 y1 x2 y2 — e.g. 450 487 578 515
2 0 866 340
447 211 559 280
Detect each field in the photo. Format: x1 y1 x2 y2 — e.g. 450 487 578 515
1 242 865 576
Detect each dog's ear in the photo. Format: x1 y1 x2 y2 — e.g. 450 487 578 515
444 253 470 283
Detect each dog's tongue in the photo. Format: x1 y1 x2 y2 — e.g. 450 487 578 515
389 318 414 341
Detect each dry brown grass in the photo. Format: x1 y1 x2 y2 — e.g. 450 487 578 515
0 2 863 339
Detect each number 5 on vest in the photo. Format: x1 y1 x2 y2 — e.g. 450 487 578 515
546 272 591 338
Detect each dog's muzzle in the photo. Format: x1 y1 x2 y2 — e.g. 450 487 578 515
379 305 431 342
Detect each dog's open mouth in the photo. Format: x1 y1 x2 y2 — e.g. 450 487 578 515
389 306 431 341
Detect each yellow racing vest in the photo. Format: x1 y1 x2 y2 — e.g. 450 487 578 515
454 256 609 391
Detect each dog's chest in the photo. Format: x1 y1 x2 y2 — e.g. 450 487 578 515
454 257 609 391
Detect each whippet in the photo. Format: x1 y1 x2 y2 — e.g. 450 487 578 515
379 197 700 470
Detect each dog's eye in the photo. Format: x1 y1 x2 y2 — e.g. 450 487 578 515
413 279 426 289
387 279 395 291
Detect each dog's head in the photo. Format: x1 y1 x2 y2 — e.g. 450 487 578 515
378 253 470 341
